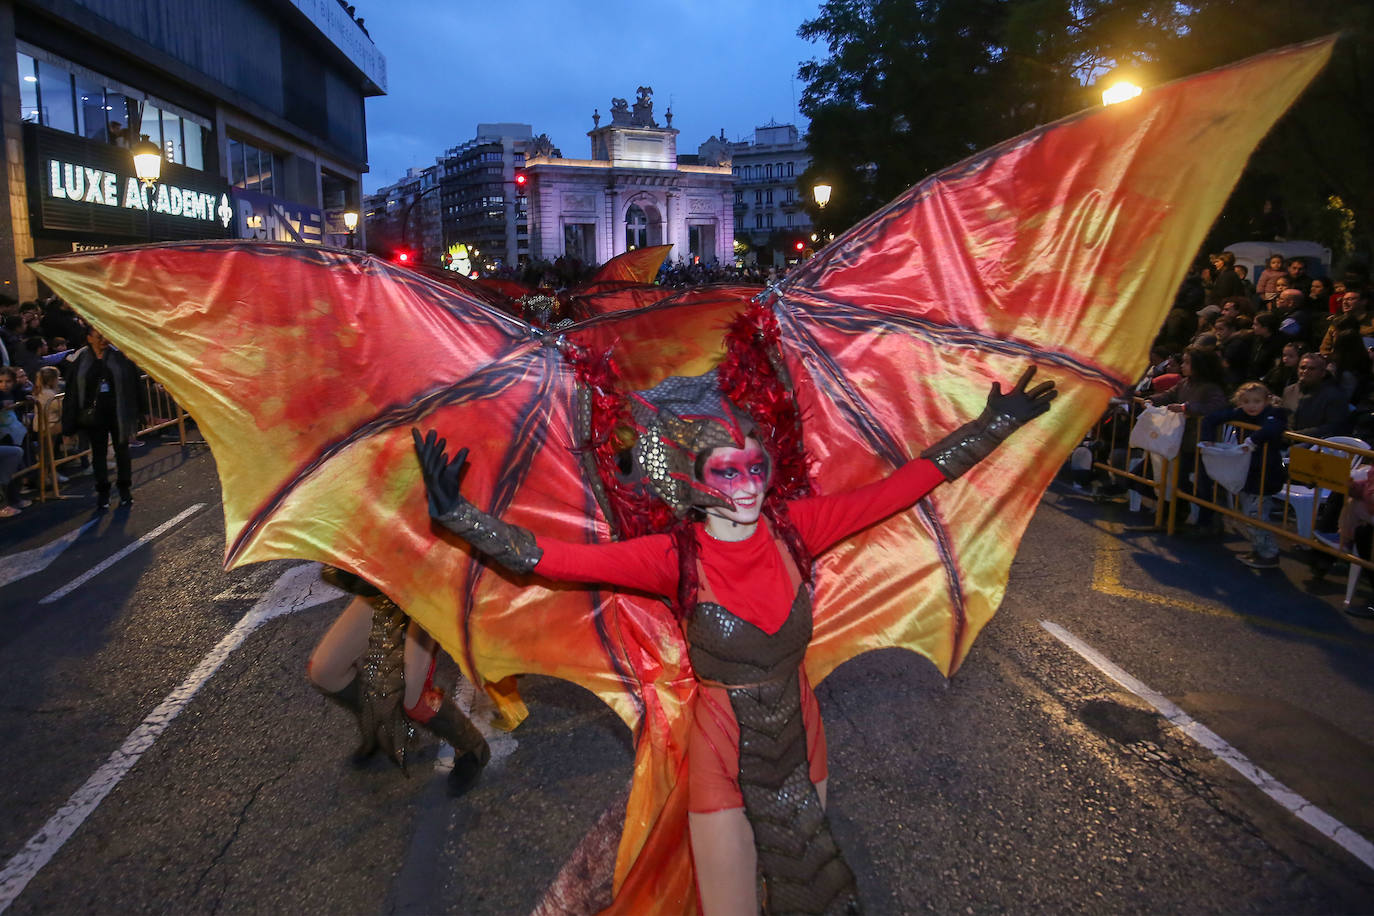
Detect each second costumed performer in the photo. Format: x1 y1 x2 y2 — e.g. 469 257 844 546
413 364 1055 915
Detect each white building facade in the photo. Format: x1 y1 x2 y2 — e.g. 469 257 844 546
525 89 733 266
729 122 813 266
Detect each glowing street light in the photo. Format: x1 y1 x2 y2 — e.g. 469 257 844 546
342 210 359 231
812 182 832 209
1101 80 1143 106
131 134 162 183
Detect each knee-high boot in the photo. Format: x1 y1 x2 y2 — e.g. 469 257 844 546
406 689 490 796
311 675 380 763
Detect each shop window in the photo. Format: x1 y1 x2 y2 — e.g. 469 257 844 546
36 60 75 133
18 53 38 122
142 103 163 152
17 48 209 169
74 73 108 142
106 92 134 147
229 137 279 196
183 122 204 171
160 111 184 164
229 137 248 187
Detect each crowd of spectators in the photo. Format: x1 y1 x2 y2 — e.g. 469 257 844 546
0 296 157 518
1114 247 1374 609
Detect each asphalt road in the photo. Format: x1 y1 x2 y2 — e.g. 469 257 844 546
1 438 1371 914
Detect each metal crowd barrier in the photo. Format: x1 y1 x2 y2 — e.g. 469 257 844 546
26 374 192 501
1089 396 1374 603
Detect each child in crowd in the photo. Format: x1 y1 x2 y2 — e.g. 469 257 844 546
30 365 67 490
1256 254 1286 306
1202 381 1289 568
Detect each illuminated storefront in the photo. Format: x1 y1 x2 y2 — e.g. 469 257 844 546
1 0 385 300
25 124 232 255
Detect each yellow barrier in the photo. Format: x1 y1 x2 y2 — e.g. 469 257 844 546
1088 399 1374 593
27 376 192 502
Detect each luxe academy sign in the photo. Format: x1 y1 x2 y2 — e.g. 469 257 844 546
26 124 231 241
47 160 232 228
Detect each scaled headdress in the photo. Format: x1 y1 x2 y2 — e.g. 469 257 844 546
570 303 813 545
624 368 755 515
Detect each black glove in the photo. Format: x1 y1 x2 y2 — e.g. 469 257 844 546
922 366 1057 480
413 428 470 519
411 428 543 574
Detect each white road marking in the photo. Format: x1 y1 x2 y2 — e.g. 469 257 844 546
38 504 205 604
0 563 339 914
1041 620 1374 872
0 521 98 589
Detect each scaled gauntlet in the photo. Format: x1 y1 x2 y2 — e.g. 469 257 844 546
412 428 543 575
434 497 543 575
922 366 1057 480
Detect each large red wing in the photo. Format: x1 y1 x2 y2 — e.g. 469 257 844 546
26 243 605 719
779 36 1334 685
30 244 745 912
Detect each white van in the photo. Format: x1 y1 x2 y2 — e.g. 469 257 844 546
1225 240 1332 283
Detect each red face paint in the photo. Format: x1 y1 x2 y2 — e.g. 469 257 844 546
702 444 769 497
700 441 770 531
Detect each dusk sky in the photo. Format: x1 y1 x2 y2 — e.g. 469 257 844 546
359 0 825 193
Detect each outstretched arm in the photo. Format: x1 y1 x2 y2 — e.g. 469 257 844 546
921 366 1057 480
790 366 1057 554
412 428 678 595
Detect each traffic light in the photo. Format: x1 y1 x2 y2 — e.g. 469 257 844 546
513 170 528 191
794 240 805 252
393 247 415 265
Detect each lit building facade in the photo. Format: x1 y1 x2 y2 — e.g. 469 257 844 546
729 121 812 266
1 0 385 301
525 88 732 266
363 163 442 265
438 124 554 271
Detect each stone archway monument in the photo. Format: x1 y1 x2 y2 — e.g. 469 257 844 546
524 87 734 266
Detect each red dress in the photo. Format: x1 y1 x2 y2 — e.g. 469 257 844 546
534 458 946 812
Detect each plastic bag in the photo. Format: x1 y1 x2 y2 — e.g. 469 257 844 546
1128 406 1185 460
1198 442 1251 494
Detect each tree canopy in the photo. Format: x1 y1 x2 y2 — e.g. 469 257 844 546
797 0 1374 272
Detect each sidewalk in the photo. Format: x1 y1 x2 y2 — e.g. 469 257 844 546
1048 477 1374 625
0 431 207 549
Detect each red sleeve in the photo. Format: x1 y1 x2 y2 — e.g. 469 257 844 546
533 533 678 598
788 458 947 555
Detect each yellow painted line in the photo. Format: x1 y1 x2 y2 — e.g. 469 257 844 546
1091 537 1371 649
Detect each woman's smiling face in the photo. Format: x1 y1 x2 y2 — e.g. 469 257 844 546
700 438 771 526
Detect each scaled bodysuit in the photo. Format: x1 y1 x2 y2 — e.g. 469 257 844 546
534 458 947 913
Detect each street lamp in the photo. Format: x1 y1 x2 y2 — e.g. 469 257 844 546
343 210 358 248
1101 80 1142 106
132 134 162 183
131 134 161 240
813 182 832 209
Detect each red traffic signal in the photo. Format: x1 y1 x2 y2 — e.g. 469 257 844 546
793 241 805 251
514 170 528 189
393 247 415 265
